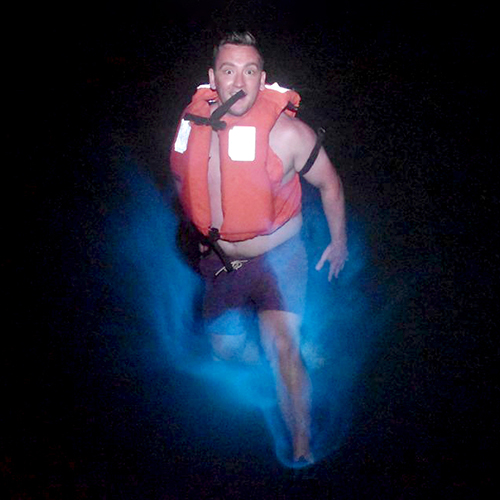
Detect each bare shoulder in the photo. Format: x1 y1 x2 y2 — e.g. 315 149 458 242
270 114 318 176
271 113 317 152
271 112 339 185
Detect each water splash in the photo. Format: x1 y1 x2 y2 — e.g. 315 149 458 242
99 158 379 468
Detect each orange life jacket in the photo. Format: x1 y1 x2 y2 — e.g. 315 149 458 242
170 84 303 242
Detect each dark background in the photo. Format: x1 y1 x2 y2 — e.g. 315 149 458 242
5 1 497 498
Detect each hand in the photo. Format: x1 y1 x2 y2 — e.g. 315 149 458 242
315 240 348 281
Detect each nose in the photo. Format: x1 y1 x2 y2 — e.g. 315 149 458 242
233 70 245 89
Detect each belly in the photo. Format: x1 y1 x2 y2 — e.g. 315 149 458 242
217 214 303 259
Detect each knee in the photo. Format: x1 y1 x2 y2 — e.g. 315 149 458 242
211 334 244 362
259 310 301 359
261 330 301 366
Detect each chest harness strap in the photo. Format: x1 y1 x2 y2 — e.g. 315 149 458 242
207 228 237 273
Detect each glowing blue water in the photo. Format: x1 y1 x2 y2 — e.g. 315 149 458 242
100 160 379 468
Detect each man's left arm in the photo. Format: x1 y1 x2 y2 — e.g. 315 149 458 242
293 122 348 281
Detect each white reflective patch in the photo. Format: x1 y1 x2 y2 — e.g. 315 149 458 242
266 82 291 94
228 126 256 162
174 119 191 153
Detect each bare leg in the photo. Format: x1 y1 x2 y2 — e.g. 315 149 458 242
208 310 260 364
258 310 312 462
210 331 247 361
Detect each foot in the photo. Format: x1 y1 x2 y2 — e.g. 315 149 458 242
293 436 314 466
293 452 315 468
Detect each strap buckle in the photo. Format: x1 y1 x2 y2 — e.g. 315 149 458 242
215 259 249 277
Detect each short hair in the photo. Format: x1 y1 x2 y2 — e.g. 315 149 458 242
212 31 264 69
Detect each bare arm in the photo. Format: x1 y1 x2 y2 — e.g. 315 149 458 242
292 121 348 280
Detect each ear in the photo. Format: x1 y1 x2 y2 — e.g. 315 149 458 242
208 68 216 90
260 71 267 91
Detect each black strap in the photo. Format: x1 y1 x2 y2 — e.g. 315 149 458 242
300 127 326 177
184 90 247 131
207 228 235 273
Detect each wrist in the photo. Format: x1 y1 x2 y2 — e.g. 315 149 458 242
331 234 347 245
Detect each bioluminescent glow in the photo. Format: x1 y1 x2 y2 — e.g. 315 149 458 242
100 159 379 468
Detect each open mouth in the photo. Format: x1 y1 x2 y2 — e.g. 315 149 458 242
226 90 247 109
231 90 247 99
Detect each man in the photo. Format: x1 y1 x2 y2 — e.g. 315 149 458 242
170 32 348 465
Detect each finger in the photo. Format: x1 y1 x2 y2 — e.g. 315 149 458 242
329 258 345 281
328 266 334 282
329 263 339 282
315 253 327 271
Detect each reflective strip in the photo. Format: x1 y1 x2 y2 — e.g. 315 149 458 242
174 119 191 153
265 82 291 94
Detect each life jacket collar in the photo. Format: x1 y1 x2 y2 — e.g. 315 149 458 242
184 90 247 131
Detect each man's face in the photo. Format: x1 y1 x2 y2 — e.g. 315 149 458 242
209 44 266 117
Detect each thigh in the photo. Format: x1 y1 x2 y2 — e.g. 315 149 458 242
199 254 253 320
258 236 308 316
